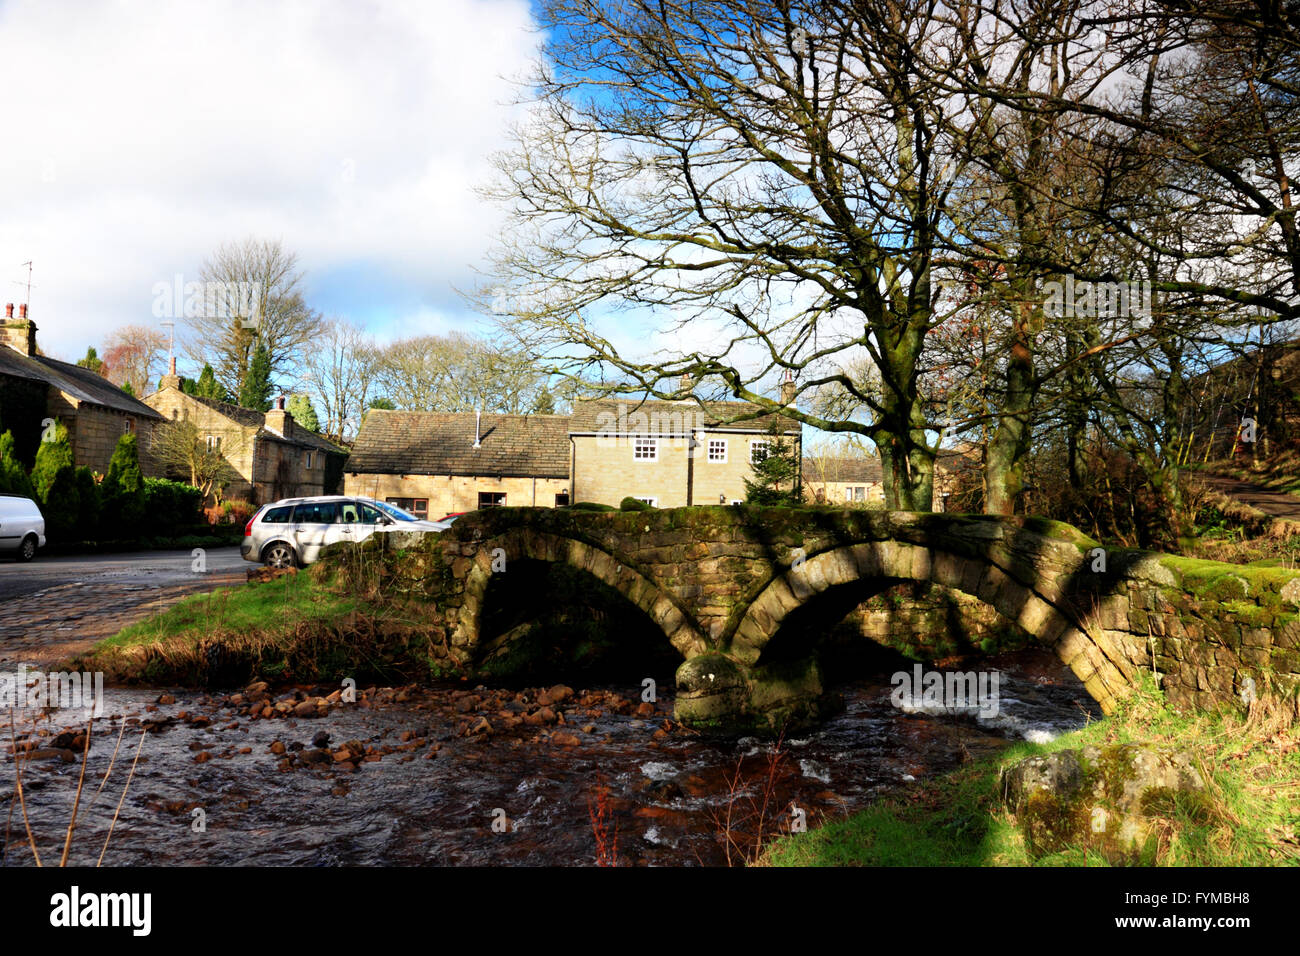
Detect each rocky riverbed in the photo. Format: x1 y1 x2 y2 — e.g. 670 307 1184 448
1 649 1099 866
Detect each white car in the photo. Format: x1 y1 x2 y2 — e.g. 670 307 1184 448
241 495 450 568
0 494 46 562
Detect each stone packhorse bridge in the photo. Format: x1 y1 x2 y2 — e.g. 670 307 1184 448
340 506 1300 730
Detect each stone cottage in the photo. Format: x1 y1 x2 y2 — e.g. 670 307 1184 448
802 454 885 505
143 369 347 503
567 396 802 507
0 303 163 470
803 444 982 511
343 408 572 519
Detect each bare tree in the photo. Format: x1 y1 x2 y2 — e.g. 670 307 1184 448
372 332 556 415
303 318 379 443
102 324 168 396
480 0 999 509
185 238 324 399
148 419 246 504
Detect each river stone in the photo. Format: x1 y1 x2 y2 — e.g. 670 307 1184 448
1000 744 1204 863
673 653 749 726
1281 576 1300 607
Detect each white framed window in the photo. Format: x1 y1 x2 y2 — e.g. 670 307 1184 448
305 452 314 469
708 439 727 462
205 435 221 452
124 419 135 434
636 497 658 507
750 439 772 464
634 437 658 461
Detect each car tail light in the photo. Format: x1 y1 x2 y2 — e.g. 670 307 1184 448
244 513 258 537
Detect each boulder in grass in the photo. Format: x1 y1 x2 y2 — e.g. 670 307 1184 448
1000 744 1205 863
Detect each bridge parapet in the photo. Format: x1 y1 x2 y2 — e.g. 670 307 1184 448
323 506 1300 730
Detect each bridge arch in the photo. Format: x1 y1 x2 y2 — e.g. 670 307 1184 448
727 540 1134 712
451 529 710 664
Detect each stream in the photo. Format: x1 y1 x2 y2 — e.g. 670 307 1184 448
1 647 1100 866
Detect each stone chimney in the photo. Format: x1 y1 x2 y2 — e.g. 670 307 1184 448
779 369 796 406
1 303 37 357
265 394 294 437
158 354 183 392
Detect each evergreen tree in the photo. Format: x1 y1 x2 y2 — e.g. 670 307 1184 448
30 422 80 539
238 341 274 411
194 363 232 402
74 466 100 539
743 420 802 506
31 422 73 500
286 393 320 431
360 397 396 425
120 381 135 397
532 388 557 415
0 430 36 499
75 346 106 376
102 433 147 526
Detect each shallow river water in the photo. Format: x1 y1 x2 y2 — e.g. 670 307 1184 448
1 648 1099 866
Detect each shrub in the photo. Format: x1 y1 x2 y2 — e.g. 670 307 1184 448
30 421 72 500
221 499 256 527
74 467 100 539
0 430 36 499
570 501 617 512
31 424 79 541
102 433 146 526
144 477 205 530
619 496 653 511
30 422 79 540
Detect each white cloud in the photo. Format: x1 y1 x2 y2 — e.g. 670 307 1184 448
0 0 537 359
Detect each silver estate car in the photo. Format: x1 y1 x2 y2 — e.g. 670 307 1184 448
0 494 46 562
241 495 450 568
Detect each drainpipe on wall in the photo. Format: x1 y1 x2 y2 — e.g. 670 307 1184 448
569 435 576 503
685 429 695 506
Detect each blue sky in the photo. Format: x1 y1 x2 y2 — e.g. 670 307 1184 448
0 0 871 453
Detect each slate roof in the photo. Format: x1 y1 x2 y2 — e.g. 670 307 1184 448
0 347 163 419
802 456 884 483
182 394 349 456
803 445 980 483
569 397 800 435
346 409 572 479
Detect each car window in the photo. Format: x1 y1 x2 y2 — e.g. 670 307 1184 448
339 501 362 524
374 500 419 522
293 501 340 524
261 505 293 523
360 504 384 524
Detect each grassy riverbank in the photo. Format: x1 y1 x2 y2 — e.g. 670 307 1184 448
763 674 1300 867
66 568 454 686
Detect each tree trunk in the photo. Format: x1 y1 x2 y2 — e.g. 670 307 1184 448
985 301 1037 514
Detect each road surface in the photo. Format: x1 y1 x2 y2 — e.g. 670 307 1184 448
0 547 247 603
0 547 248 667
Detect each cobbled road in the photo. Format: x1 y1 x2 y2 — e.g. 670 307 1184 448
0 547 247 667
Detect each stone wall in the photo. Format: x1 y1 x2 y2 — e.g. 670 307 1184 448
845 582 1029 661
142 386 261 497
143 386 326 504
48 392 155 474
343 472 570 517
319 508 1300 730
571 431 794 507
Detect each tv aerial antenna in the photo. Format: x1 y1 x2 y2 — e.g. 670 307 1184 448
12 261 34 305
